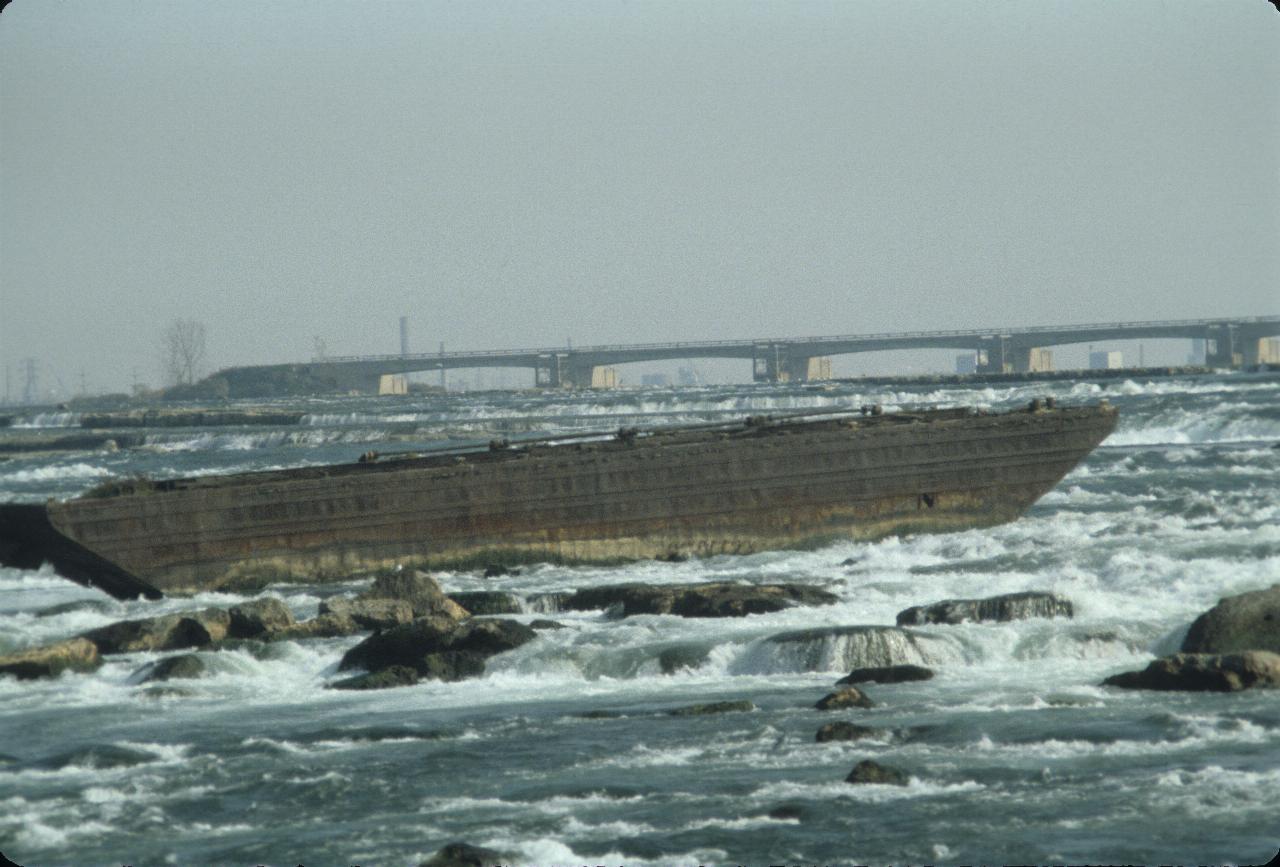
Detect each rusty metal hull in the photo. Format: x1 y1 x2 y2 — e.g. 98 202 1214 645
0 404 1117 598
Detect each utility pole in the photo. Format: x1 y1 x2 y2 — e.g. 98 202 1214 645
439 341 446 390
20 358 38 404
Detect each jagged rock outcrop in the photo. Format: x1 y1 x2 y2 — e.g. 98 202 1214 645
1181 584 1280 654
330 665 422 691
80 608 230 654
666 699 755 716
896 591 1073 626
837 664 934 685
563 582 838 618
815 686 875 710
358 571 469 621
0 638 102 679
816 722 883 743
228 597 295 638
449 591 522 616
419 842 506 867
1102 651 1280 692
338 616 536 683
318 597 414 631
845 759 908 786
269 612 361 641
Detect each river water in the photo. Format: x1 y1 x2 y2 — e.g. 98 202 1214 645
0 375 1276 866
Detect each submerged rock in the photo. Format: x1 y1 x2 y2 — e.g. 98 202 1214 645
80 609 230 654
359 571 469 621
763 625 937 672
1103 651 1280 692
896 591 1073 626
228 597 295 638
815 686 875 710
564 581 838 618
845 759 908 786
330 665 422 691
837 664 934 685
318 597 414 631
449 591 522 616
529 619 564 631
1181 584 1280 654
483 564 520 578
0 637 102 680
666 699 756 716
524 592 570 614
135 653 209 683
816 722 883 743
658 644 711 674
338 616 536 683
419 842 505 867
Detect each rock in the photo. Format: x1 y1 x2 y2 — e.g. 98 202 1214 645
564 582 838 618
816 722 883 743
1181 584 1280 654
767 804 806 821
228 597 295 638
524 592 569 614
419 841 505 867
271 612 361 641
338 616 536 682
0 638 102 680
845 759 908 786
1102 651 1280 692
763 625 937 672
658 644 711 674
318 597 414 631
80 608 230 654
815 686 875 710
529 619 564 631
35 599 119 618
359 571 469 621
330 665 421 691
482 564 519 578
448 591 522 616
136 654 208 683
666 699 755 716
837 664 934 685
896 591 1073 626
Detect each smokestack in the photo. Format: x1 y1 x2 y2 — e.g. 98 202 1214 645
399 316 409 357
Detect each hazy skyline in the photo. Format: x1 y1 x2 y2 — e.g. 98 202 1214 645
2 1 1277 395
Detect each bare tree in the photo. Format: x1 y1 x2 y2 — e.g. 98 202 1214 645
161 319 207 386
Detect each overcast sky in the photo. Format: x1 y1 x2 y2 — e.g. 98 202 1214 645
2 1 1277 394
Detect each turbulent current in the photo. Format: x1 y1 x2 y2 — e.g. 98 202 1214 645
0 375 1277 866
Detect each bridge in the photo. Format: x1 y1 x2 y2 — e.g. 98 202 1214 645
228 315 1280 392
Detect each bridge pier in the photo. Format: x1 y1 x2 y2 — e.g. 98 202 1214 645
1205 324 1242 369
534 353 601 389
752 343 812 383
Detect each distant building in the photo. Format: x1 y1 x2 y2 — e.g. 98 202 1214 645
1089 351 1123 370
1028 348 1053 372
1188 338 1206 364
591 367 619 388
676 366 701 386
378 374 408 395
640 373 671 387
805 357 833 380
956 353 978 374
1259 338 1280 365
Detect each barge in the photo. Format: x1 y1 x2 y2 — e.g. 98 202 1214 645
0 401 1117 599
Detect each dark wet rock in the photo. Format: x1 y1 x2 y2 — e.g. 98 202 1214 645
658 644 711 674
136 653 208 683
330 665 421 691
271 612 361 641
815 686 875 710
338 616 536 682
419 841 505 867
839 557 859 567
845 759 908 785
666 699 755 716
0 638 102 680
318 597 414 631
816 722 883 743
529 619 565 631
483 564 520 579
837 664 935 685
80 609 230 654
524 592 570 614
140 685 197 700
564 582 838 619
1102 651 1280 692
896 591 1073 626
228 597 295 638
763 625 936 672
575 709 624 720
449 591 522 616
38 744 159 770
1181 584 1280 654
359 571 469 620
767 803 807 821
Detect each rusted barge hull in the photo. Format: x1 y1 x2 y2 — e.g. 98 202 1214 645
0 403 1116 599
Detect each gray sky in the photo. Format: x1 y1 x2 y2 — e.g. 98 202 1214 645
2 0 1277 394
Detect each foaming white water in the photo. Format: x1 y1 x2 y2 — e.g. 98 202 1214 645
0 462 111 484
